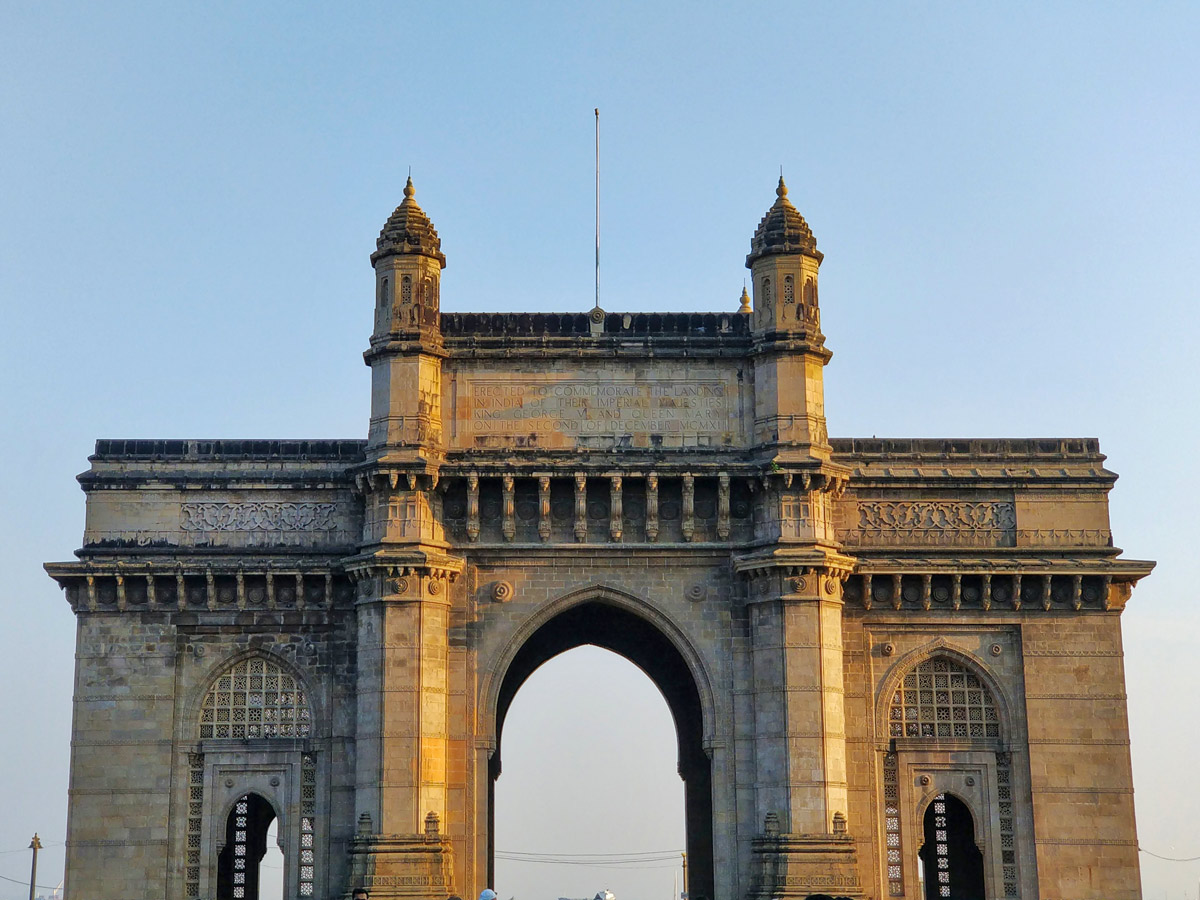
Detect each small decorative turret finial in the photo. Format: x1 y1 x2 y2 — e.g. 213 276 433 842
373 176 445 266
746 176 821 266
738 285 752 314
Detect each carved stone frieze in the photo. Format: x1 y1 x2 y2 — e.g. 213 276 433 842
181 501 338 532
859 500 1015 531
846 500 1016 547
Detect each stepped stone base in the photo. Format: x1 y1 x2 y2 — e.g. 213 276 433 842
347 831 455 899
746 832 864 899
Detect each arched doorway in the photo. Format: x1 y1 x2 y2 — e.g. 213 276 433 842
217 793 278 900
919 793 984 900
491 600 714 900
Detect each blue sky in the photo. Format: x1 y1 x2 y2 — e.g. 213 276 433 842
2 3 1199 898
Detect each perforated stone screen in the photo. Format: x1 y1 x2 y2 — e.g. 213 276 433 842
199 657 312 739
889 657 999 739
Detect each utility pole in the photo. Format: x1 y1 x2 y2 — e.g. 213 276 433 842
28 833 42 900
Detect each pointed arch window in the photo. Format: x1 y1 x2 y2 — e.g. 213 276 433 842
889 656 999 740
200 657 312 740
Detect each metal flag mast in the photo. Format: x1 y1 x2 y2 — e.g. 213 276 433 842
594 107 600 311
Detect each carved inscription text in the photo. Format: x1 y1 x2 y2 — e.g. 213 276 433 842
465 379 734 439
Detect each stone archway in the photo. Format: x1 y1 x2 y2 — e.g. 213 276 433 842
918 793 984 900
217 793 278 900
489 599 715 900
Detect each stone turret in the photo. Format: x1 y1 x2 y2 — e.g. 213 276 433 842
349 180 462 897
747 176 823 337
746 177 834 465
371 176 445 337
364 177 446 458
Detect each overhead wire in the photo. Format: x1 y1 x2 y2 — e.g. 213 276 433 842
495 849 685 869
0 871 60 890
1139 847 1200 862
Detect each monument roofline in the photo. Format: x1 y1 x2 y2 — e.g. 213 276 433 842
88 438 367 462
829 437 1107 462
440 310 751 338
84 436 1114 473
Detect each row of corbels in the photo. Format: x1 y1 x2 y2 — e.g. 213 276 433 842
851 572 1121 612
52 564 343 613
350 467 850 496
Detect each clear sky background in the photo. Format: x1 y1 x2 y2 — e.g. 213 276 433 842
1 3 1198 898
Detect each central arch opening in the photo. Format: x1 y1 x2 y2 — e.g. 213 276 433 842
491 600 714 900
919 793 984 900
217 793 278 900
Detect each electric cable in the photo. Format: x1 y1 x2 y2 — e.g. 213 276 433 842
1139 847 1200 862
0 871 60 890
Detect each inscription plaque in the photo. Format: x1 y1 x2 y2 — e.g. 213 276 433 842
456 377 740 448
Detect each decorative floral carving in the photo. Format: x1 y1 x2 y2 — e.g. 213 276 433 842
491 581 513 603
849 500 1016 547
858 501 1015 531
685 584 706 603
181 501 337 532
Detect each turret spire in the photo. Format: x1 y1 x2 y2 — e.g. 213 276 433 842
746 177 822 267
373 176 446 266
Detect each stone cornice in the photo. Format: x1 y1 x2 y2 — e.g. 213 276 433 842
44 560 355 614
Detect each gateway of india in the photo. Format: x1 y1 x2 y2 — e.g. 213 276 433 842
47 177 1153 900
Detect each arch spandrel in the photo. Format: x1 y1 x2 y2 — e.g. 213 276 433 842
477 583 719 752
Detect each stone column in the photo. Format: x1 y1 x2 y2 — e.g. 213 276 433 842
718 473 731 540
743 567 859 899
646 472 660 542
609 475 623 542
501 475 515 542
573 473 587 542
466 473 480 542
682 473 695 542
353 568 456 898
537 476 551 543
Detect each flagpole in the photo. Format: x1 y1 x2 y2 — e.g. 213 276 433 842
594 107 600 311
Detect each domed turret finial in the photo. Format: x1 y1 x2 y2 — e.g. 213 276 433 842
738 285 752 314
746 176 822 267
373 176 446 266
